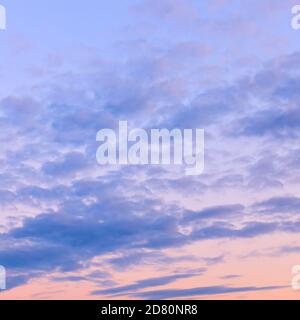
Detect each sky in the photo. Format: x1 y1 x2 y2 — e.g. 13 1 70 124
0 0 300 299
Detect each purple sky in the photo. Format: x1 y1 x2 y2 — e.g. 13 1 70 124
0 0 300 299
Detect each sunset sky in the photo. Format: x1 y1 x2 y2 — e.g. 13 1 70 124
1 0 300 299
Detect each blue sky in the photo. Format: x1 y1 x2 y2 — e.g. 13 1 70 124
0 0 300 299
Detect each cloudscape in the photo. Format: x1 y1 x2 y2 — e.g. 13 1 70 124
0 0 300 300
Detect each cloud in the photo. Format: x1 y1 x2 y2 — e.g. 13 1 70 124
220 274 242 280
131 0 200 25
131 285 284 299
1 186 300 291
1 24 300 297
52 269 110 283
253 196 300 214
182 204 244 222
191 222 279 241
91 271 205 296
278 245 300 254
42 152 89 177
234 110 300 138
